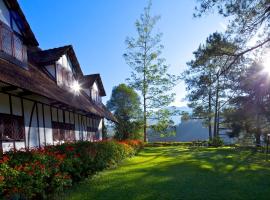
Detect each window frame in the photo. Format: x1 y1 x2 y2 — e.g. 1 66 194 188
0 113 25 142
52 121 75 143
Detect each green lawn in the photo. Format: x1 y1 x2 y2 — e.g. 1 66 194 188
65 146 270 200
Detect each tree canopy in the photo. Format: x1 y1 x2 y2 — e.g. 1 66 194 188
124 1 179 141
107 84 142 140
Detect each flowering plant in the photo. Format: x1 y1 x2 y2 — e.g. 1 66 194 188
0 139 143 199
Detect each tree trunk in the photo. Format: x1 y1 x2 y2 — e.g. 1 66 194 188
255 113 261 147
143 40 147 142
143 98 147 142
213 77 219 138
208 90 212 140
217 102 220 136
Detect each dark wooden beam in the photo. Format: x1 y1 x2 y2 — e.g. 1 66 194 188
18 90 32 96
1 86 17 92
50 102 63 106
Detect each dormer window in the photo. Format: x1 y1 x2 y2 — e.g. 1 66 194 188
91 81 101 103
56 54 78 91
0 0 27 63
81 74 106 103
0 22 27 62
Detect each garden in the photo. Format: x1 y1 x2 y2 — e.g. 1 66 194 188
65 145 270 200
0 140 143 199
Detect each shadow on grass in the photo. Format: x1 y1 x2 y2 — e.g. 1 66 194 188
64 146 270 200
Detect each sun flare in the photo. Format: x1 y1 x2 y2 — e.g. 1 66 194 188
71 80 81 95
262 51 270 74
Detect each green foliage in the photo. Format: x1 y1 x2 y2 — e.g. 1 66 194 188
107 83 143 140
114 120 144 141
194 0 270 43
102 120 108 140
223 63 270 146
146 141 208 147
0 140 143 199
124 1 180 140
107 84 141 120
151 109 176 136
181 111 190 122
209 136 224 147
182 32 241 139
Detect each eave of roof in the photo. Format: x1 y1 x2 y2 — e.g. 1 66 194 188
0 58 116 122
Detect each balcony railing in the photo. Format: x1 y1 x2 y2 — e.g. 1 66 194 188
0 22 27 63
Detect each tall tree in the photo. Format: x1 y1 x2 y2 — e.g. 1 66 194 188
124 1 179 142
224 63 270 146
183 32 241 140
107 84 142 140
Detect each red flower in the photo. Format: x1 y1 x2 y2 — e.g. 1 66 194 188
0 155 10 164
66 145 74 152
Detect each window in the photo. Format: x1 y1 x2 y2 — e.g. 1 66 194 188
0 22 27 63
0 113 25 141
91 89 101 103
57 64 75 89
52 122 75 143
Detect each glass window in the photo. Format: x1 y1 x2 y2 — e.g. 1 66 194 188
0 113 25 141
52 121 75 143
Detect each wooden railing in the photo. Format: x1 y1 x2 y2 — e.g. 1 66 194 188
0 21 27 63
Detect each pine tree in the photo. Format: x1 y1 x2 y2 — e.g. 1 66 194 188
124 1 179 142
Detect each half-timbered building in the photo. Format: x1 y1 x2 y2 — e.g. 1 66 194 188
0 0 116 152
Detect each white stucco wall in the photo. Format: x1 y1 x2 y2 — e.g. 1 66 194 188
74 113 80 141
23 100 39 148
57 54 73 72
43 105 53 145
98 118 103 140
0 92 104 152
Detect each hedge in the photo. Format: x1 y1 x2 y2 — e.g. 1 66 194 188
0 140 143 199
146 141 208 147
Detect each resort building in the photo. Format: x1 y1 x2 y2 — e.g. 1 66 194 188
0 0 116 152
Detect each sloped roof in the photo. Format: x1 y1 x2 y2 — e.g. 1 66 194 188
0 58 117 122
6 0 38 46
29 45 83 77
81 74 106 96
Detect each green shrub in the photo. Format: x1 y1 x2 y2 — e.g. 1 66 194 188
0 139 143 199
209 137 224 147
146 141 208 147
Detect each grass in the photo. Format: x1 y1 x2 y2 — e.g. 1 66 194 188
64 146 270 200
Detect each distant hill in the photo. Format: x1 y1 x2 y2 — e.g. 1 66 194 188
148 106 192 125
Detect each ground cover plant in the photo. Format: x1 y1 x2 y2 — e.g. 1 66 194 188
65 145 270 200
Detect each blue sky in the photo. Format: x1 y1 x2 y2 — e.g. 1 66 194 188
18 0 226 107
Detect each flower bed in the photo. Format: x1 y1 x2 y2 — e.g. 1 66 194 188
0 140 143 199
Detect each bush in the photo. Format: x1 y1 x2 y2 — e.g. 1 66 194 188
0 139 143 199
209 137 224 147
146 141 208 147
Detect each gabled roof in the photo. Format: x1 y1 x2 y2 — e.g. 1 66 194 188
81 74 106 96
5 0 38 46
29 45 83 77
0 58 117 122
